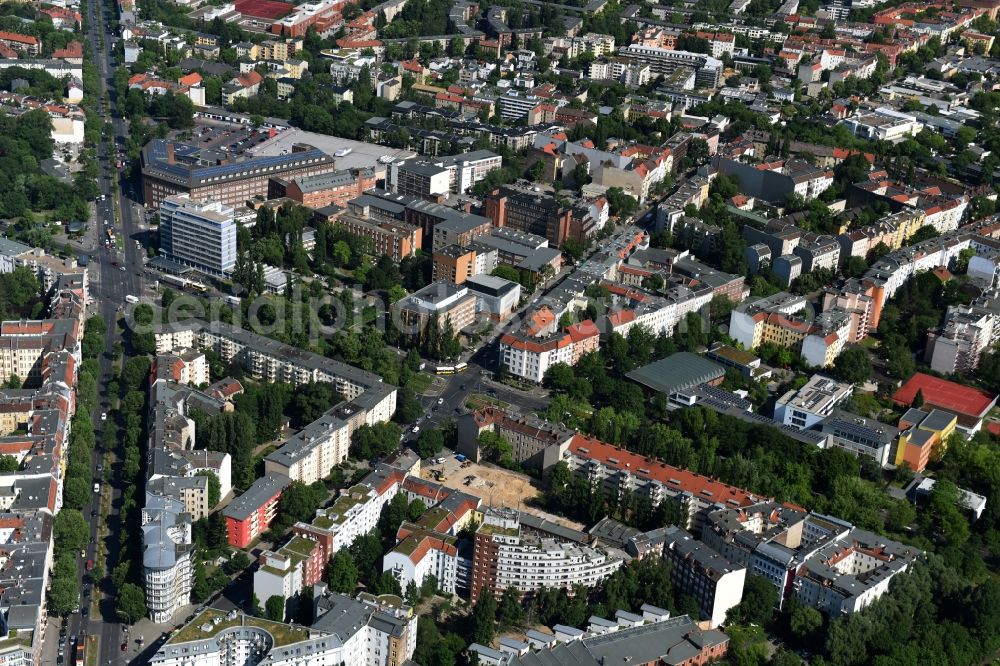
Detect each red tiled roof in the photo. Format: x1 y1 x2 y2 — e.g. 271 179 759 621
0 31 39 46
569 434 757 508
607 309 636 327
565 319 599 343
52 41 83 59
892 373 997 418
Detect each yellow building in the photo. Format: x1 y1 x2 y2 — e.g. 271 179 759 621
895 408 957 472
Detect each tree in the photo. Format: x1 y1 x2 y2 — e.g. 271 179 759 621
832 347 872 384
327 550 359 593
497 586 523 630
492 265 522 284
790 604 823 640
352 422 403 460
63 476 91 510
223 552 251 575
49 575 80 615
265 595 285 622
54 510 90 553
606 187 638 218
727 576 776 626
196 471 221 508
415 428 444 459
274 481 328 531
472 591 497 644
0 455 18 472
478 430 513 467
116 583 148 624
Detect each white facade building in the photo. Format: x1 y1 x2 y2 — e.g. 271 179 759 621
159 194 237 275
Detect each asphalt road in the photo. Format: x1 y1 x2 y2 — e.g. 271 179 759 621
57 1 150 664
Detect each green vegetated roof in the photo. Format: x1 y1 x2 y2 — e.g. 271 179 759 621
168 609 309 648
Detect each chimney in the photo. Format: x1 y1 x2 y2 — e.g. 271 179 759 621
166 142 175 164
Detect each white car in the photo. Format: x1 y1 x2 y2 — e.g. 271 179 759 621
437 397 444 405
101 412 107 421
120 266 125 272
411 425 420 434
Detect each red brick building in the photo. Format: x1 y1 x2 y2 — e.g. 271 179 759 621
271 167 376 210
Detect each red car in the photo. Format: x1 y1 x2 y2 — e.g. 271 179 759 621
85 559 94 572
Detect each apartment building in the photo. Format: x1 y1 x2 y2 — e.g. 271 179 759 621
470 507 625 603
302 480 397 558
159 194 237 275
389 150 502 201
394 281 477 336
500 315 601 383
141 139 337 208
618 45 724 88
925 305 996 374
0 272 87 664
821 279 876 343
774 374 853 429
254 536 325 618
326 212 422 262
702 502 920 613
223 473 292 548
729 292 852 367
264 402 366 483
553 433 759 535
383 525 460 595
635 526 746 628
713 157 834 203
569 33 616 58
793 235 841 273
272 168 377 209
0 31 40 56
456 405 575 466
142 494 194 623
154 320 397 419
432 245 478 284
149 591 417 666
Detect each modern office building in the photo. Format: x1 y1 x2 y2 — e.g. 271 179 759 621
159 194 237 275
774 374 854 429
483 185 574 247
394 281 478 336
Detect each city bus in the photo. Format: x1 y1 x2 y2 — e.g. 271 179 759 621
434 362 468 375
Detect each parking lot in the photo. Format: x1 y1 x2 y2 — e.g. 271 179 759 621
421 456 585 530
191 122 272 154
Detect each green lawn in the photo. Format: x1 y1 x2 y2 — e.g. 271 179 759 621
466 394 510 411
407 372 433 395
